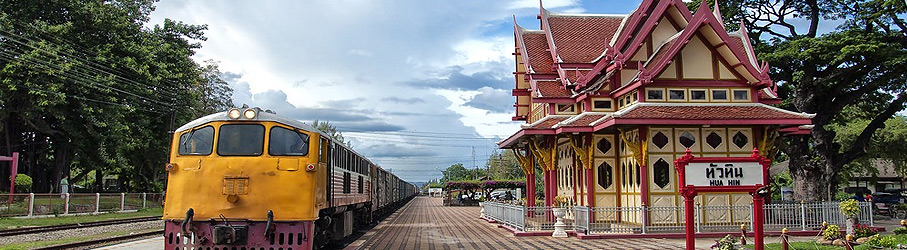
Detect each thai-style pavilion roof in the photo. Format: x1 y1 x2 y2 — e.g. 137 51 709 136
501 0 807 148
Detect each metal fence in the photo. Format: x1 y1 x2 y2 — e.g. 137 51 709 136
764 201 873 231
0 193 164 217
483 201 873 236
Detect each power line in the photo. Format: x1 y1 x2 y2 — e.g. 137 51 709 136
0 26 182 99
0 29 177 107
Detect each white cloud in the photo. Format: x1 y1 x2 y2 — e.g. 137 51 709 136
148 0 579 181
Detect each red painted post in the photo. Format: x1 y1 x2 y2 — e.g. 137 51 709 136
753 194 765 250
8 152 18 204
683 190 696 250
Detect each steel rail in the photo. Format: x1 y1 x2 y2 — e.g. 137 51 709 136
32 229 163 250
0 216 160 237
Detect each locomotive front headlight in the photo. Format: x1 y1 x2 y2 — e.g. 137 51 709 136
243 109 257 119
228 108 241 119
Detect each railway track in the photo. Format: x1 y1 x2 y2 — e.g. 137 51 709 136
0 216 160 237
31 229 164 250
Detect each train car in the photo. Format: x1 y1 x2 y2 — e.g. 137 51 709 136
162 107 417 250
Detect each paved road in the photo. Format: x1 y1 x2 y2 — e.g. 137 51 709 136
346 197 687 250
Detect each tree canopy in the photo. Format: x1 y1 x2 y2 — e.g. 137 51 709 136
0 0 231 192
694 0 907 200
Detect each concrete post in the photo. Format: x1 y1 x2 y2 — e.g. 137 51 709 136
27 193 34 217
800 201 807 231
94 193 100 214
142 193 147 209
64 193 70 215
120 193 125 211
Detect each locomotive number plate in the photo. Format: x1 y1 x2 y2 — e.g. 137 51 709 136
223 176 250 195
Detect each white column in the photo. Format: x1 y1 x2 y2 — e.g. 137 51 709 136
120 193 125 211
94 193 100 214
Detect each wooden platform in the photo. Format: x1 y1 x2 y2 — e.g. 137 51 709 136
346 197 686 250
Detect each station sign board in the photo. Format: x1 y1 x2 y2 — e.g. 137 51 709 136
684 161 764 187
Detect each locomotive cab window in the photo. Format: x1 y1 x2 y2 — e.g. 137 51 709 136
178 126 214 155
217 124 265 156
268 126 310 156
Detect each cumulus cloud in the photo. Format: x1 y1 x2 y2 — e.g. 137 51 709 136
464 87 513 113
148 0 592 181
381 97 425 104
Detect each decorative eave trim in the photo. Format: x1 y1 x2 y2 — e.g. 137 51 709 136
520 115 572 129
552 112 612 129
611 102 816 119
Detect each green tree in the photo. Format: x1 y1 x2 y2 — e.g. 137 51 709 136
485 150 523 180
697 0 907 201
0 0 227 192
440 163 469 182
310 119 347 146
832 115 907 181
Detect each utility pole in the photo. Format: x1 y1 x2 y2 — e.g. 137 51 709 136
472 147 477 180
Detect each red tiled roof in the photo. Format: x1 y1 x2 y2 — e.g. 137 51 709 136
528 116 570 129
727 35 753 67
560 114 606 127
548 15 624 63
563 70 585 83
536 80 571 98
617 105 810 120
523 33 555 74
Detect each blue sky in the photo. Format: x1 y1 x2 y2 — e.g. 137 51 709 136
147 0 846 182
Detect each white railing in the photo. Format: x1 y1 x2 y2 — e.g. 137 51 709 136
764 201 873 231
0 193 164 217
485 201 873 235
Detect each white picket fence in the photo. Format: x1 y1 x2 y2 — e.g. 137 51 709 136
0 193 164 217
483 201 872 235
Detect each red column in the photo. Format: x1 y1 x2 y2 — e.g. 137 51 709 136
8 152 18 204
526 172 535 206
586 168 594 207
753 193 766 250
683 189 696 250
544 169 552 207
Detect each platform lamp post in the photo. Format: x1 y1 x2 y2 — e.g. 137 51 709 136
0 152 19 204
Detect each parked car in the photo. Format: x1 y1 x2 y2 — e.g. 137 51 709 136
872 192 903 216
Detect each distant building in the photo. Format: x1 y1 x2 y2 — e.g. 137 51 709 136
428 188 443 197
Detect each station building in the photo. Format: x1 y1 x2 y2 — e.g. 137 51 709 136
498 0 814 225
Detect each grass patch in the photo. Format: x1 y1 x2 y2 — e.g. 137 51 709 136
746 234 907 250
0 208 162 230
0 228 160 250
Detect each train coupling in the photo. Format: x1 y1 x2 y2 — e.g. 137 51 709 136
212 214 248 245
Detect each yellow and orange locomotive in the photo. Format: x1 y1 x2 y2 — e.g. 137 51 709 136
163 107 417 249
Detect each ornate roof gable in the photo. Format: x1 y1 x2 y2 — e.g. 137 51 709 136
639 3 771 88
575 0 692 89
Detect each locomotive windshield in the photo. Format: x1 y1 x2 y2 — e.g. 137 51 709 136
217 124 265 156
269 126 310 156
178 126 214 155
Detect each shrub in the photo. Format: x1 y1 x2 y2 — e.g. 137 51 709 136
864 234 897 248
839 199 860 218
853 224 879 238
710 234 739 250
894 227 907 235
14 174 32 193
823 224 842 240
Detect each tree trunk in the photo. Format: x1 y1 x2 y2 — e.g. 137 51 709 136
51 138 70 193
95 168 103 192
785 135 831 201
